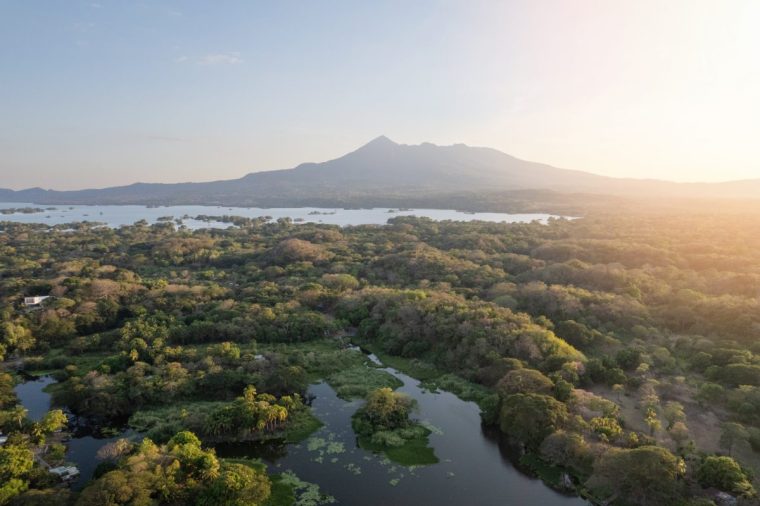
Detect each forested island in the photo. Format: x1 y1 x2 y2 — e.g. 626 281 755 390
2 208 760 505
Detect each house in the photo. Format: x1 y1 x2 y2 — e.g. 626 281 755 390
23 295 50 307
50 466 80 481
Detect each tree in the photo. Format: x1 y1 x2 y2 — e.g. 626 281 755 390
0 445 34 504
587 446 684 506
0 479 29 505
668 421 690 450
359 387 414 431
696 456 755 496
10 406 28 430
644 407 661 436
497 369 554 397
39 410 67 434
612 383 624 402
96 439 134 462
697 382 724 406
720 422 748 457
197 463 271 506
0 446 34 481
75 469 153 506
539 430 594 476
663 401 685 429
499 394 569 449
590 417 623 441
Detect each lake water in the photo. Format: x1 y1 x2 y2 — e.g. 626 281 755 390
217 353 587 506
13 376 136 490
0 202 561 229
14 357 587 504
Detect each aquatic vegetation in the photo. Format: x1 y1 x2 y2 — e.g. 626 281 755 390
327 365 403 400
325 441 345 454
344 462 362 475
278 471 336 506
306 437 327 452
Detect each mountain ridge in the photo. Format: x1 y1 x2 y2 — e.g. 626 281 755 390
1 137 759 207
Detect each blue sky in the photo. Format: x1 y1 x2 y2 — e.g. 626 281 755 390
1 1 759 189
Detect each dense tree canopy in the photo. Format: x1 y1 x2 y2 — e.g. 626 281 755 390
3 208 760 504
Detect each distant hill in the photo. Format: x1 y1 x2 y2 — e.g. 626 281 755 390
1 136 759 208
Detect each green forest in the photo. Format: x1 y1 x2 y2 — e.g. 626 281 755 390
2 208 760 505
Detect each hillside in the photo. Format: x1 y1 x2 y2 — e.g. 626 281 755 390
1 136 759 207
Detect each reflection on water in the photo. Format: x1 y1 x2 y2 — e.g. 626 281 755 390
13 375 55 421
0 202 561 229
217 358 588 506
13 376 132 489
14 361 587 504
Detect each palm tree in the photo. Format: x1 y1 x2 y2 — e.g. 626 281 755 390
12 405 28 429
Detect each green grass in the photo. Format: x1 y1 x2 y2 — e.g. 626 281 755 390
357 425 439 466
282 408 323 443
519 453 564 487
129 401 225 431
326 365 403 400
357 343 442 381
222 457 267 471
21 348 116 376
420 373 498 411
265 474 296 506
128 400 322 444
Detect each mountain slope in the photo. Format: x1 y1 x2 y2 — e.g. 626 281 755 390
1 136 758 206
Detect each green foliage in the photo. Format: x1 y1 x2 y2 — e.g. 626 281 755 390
352 388 437 466
499 393 569 449
78 431 272 506
496 368 554 397
696 456 755 496
587 446 684 506
353 387 415 433
6 208 760 504
327 366 402 400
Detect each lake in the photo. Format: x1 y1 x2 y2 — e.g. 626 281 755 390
0 202 562 229
12 375 135 490
217 352 587 505
13 352 587 504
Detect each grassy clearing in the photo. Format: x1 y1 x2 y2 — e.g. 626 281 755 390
326 365 403 400
357 425 439 466
421 373 494 407
356 343 441 381
266 474 296 506
128 400 322 444
21 348 116 376
283 408 323 443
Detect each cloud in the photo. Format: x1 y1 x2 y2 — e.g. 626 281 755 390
197 52 243 66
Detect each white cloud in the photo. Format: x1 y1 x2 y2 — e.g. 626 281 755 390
197 52 243 66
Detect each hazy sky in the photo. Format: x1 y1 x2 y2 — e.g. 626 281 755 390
2 0 759 190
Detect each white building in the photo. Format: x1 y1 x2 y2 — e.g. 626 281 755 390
23 296 50 307
50 466 80 481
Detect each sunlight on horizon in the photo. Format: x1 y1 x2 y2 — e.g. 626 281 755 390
1 0 758 189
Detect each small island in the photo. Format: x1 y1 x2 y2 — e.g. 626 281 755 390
0 207 47 215
352 387 437 466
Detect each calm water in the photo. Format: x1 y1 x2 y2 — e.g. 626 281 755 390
218 354 587 506
0 202 560 229
14 359 587 504
13 376 134 489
